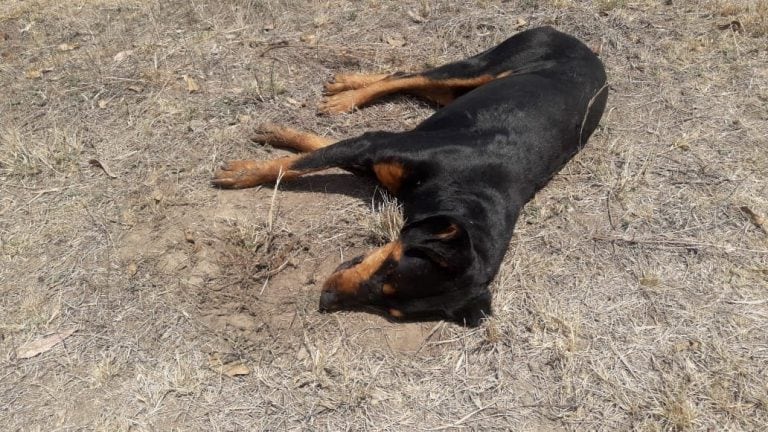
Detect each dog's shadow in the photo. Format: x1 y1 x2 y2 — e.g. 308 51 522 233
278 172 378 203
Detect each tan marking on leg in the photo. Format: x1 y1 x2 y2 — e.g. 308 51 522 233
373 161 407 194
253 123 335 152
212 155 313 189
388 309 404 318
323 241 403 295
319 74 498 114
435 75 499 88
411 71 511 105
324 73 391 95
408 87 457 106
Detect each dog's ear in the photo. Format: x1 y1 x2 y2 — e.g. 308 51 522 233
401 215 473 272
450 290 491 327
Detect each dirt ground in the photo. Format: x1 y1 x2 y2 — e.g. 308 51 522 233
1 0 767 430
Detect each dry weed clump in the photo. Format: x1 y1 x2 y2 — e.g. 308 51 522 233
366 189 405 243
709 0 768 36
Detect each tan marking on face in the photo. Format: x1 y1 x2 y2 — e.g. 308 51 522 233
373 162 407 194
382 283 396 296
435 223 460 240
389 309 404 318
323 241 403 295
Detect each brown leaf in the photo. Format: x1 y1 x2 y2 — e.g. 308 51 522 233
98 99 109 109
126 261 139 276
58 43 78 51
113 50 133 62
284 97 302 107
17 329 76 359
514 17 528 29
25 68 42 79
384 33 406 47
88 159 118 179
740 206 767 234
183 75 200 93
407 10 427 23
208 354 251 377
590 40 604 56
313 15 329 28
184 228 196 244
226 313 258 331
222 362 251 377
717 20 743 33
300 33 317 45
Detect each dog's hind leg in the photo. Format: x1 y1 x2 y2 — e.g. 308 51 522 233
212 130 399 190
318 29 568 114
318 59 517 114
319 71 504 114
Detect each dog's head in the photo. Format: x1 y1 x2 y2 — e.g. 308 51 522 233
318 215 491 326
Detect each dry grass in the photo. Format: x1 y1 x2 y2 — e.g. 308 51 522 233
366 190 405 244
1 0 767 430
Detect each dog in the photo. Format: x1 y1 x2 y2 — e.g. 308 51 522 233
212 26 608 326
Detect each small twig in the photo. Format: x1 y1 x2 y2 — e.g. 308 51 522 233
726 299 768 305
260 170 285 294
258 41 368 58
579 83 609 146
606 191 615 230
26 187 64 205
267 169 284 234
414 321 444 355
428 402 496 430
593 234 768 254
268 59 278 99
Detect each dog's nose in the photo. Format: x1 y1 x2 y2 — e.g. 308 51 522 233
318 290 338 312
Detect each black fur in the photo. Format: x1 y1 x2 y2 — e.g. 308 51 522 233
297 27 606 326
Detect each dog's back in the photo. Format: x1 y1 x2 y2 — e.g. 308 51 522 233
386 27 608 276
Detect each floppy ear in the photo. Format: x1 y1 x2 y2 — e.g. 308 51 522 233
401 215 473 272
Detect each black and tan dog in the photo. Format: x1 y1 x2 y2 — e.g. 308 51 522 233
213 26 608 326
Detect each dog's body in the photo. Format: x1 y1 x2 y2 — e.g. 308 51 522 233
213 26 608 326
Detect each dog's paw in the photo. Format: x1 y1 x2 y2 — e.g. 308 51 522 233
323 74 364 95
323 73 389 95
250 123 285 144
323 80 352 96
211 160 265 189
318 91 360 114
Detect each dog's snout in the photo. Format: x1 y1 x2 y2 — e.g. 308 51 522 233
318 290 338 312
